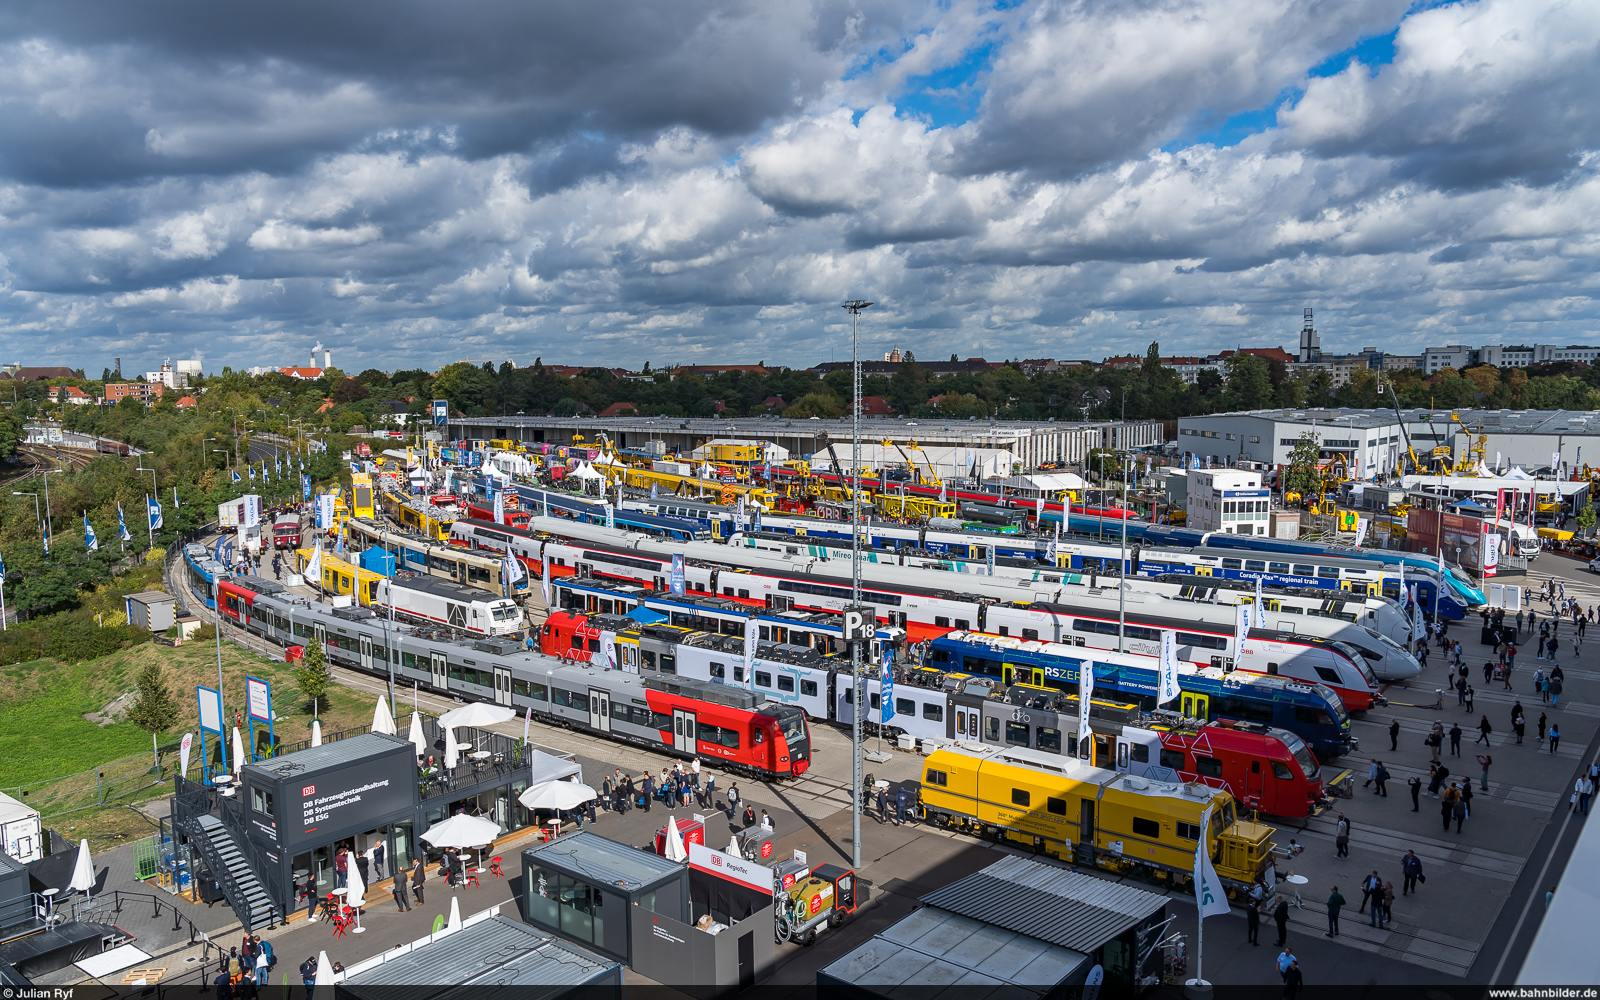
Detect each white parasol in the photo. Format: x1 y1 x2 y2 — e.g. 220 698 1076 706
664 816 687 863
67 838 94 895
407 711 427 757
420 813 502 850
372 695 397 736
231 726 246 774
444 725 460 771
311 719 322 747
314 950 334 987
345 847 367 934
518 779 598 812
446 895 462 931
438 703 515 730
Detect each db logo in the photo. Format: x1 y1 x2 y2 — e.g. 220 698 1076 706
760 842 773 858
710 855 723 867
302 785 315 797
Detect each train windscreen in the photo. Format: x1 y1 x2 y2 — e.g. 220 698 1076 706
774 706 808 746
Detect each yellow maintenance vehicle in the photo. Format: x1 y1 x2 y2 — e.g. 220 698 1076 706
773 861 867 946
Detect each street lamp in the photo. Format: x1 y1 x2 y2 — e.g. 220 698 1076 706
40 469 62 556
841 297 872 871
11 491 42 539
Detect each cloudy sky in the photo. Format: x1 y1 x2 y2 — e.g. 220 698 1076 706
1 0 1596 374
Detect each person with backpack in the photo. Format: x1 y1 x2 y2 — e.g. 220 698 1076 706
1373 761 1390 797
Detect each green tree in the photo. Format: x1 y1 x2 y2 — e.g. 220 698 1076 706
1579 502 1596 533
296 637 332 714
1222 355 1274 411
127 660 180 735
784 392 846 418
0 407 20 460
1283 430 1323 503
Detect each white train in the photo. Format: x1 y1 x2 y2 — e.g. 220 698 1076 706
373 574 524 637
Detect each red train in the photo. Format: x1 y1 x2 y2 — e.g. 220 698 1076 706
1146 717 1329 817
95 439 131 456
216 574 287 626
464 501 532 530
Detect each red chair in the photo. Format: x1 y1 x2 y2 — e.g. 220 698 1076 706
489 857 504 880
465 870 480 889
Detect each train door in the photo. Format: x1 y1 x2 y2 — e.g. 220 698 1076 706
826 673 839 723
430 651 448 691
672 708 696 752
588 688 610 731
1179 692 1210 720
1093 733 1113 768
492 668 512 707
358 634 373 673
1246 759 1265 804
1118 730 1161 777
313 623 327 651
1078 800 1095 855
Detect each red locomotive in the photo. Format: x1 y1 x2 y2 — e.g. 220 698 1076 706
465 501 532 530
1146 716 1329 817
216 575 288 626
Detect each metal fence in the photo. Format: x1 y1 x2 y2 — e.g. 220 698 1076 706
5 750 172 822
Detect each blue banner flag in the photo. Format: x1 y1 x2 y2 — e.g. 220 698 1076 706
118 503 131 542
301 474 312 501
83 511 98 552
149 496 164 530
231 470 242 483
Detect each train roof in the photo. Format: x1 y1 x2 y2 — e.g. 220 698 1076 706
557 576 902 638
1151 573 1391 606
227 575 286 597
930 741 1231 805
388 573 509 604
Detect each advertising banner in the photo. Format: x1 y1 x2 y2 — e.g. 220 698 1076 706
688 841 773 895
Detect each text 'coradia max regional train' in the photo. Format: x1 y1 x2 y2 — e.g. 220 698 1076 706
225 588 812 778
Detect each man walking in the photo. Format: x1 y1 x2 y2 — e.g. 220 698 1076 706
1274 896 1291 948
1389 719 1400 752
1246 894 1261 945
1374 761 1389 797
410 856 426 907
1401 850 1423 895
1359 871 1382 914
1449 722 1462 757
1334 813 1350 858
1476 715 1493 745
1577 775 1594 816
1551 723 1562 754
1277 944 1294 980
1326 886 1345 937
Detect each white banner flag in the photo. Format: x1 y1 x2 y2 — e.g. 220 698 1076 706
179 732 193 779
1252 576 1265 628
1158 631 1182 706
1353 516 1368 547
1233 602 1251 656
1193 806 1231 919
1077 658 1094 741
541 549 551 606
743 616 759 690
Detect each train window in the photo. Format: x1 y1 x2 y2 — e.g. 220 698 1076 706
650 711 673 729
1251 760 1260 774
1036 727 1060 752
1160 749 1186 771
513 680 548 701
1294 707 1334 726
898 698 916 717
1005 722 1029 745
1317 566 1340 579
1221 559 1241 570
1292 564 1315 576
1176 821 1201 841
1176 632 1228 650
954 619 970 630
925 769 948 787
1245 561 1266 572
1131 817 1160 838
1269 562 1291 574
935 617 950 628
709 663 725 680
587 639 600 653
997 626 1009 637
724 587 735 596
1022 629 1039 641
448 661 464 681
641 651 656 670
928 648 950 664
1047 796 1066 815
739 589 750 600
1011 788 1030 807
1313 666 1341 684
802 680 818 697
1194 755 1223 778
734 666 746 683
758 626 770 641
1272 761 1293 779
402 652 417 668
1130 744 1149 763
869 693 880 709
985 717 999 741
755 671 772 688
721 728 741 748
922 703 943 722
660 655 677 675
779 676 796 693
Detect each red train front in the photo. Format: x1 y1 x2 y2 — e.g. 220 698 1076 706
1150 718 1326 817
641 680 811 777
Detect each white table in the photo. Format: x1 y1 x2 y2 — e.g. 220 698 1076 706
1284 874 1308 909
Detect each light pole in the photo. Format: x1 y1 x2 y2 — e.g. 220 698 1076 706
41 469 62 556
1118 388 1129 652
136 463 158 548
842 298 872 871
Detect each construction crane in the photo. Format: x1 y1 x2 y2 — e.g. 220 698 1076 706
1378 376 1425 477
1448 411 1488 473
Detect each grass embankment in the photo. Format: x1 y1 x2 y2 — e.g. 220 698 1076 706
1 636 382 847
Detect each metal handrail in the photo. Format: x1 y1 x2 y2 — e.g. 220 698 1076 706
172 813 259 932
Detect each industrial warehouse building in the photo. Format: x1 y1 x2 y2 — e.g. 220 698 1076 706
1177 408 1600 476
449 414 1168 471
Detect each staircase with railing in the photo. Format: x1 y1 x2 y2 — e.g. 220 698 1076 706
174 814 279 932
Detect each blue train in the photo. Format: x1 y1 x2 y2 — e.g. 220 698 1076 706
927 632 1357 760
182 542 230 609
493 480 711 542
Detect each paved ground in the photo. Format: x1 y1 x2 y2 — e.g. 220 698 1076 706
74 540 1598 989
